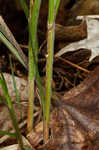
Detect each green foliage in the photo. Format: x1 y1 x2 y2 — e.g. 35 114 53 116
0 17 28 69
0 0 61 146
0 131 16 137
27 0 43 132
0 74 25 150
20 0 29 19
9 56 22 118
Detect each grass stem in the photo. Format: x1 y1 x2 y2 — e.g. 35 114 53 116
44 0 55 143
44 0 60 143
27 0 42 132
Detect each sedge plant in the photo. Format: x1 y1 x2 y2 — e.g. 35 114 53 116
19 0 61 141
0 0 61 146
14 0 61 140
0 0 45 135
19 0 45 132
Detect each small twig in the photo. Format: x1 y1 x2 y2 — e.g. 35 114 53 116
55 56 90 73
39 40 47 52
19 44 28 49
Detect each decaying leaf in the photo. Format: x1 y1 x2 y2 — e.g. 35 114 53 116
55 19 87 42
55 15 99 61
39 108 85 150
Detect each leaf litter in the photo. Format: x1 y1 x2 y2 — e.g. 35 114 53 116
0 2 99 150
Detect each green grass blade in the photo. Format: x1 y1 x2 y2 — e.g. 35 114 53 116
29 0 41 61
0 32 27 69
55 0 61 16
0 131 16 137
8 107 25 150
29 50 45 112
35 67 45 113
44 0 55 142
20 0 29 19
27 0 42 132
44 0 60 143
48 0 55 24
0 16 28 69
27 40 35 132
0 74 25 150
9 56 22 118
0 74 12 108
28 2 45 125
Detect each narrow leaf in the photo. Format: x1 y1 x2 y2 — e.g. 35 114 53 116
9 56 22 118
0 16 28 69
0 131 16 137
20 0 29 19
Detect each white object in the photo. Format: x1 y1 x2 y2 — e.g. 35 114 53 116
55 15 99 61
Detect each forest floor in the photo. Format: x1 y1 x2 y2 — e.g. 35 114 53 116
0 0 99 150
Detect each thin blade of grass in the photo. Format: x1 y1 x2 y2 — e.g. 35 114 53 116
27 0 35 132
0 131 16 137
0 32 27 69
29 0 41 61
8 107 25 150
20 0 29 19
9 56 22 118
55 0 61 16
0 74 25 150
29 49 45 112
35 66 45 113
0 16 28 69
27 40 35 132
0 74 12 108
